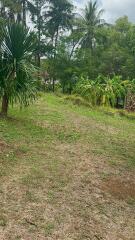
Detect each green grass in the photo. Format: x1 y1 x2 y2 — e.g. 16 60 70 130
0 93 135 239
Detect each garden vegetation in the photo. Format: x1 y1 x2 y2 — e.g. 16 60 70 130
0 0 135 115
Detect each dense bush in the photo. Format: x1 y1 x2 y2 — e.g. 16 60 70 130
74 75 135 108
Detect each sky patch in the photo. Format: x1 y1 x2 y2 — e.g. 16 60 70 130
73 0 135 22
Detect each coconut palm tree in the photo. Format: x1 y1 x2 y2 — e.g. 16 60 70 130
20 0 37 26
0 0 21 22
0 23 37 116
77 0 104 49
46 0 73 48
45 0 74 91
0 0 37 26
29 0 46 68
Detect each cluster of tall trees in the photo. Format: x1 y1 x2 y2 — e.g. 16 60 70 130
0 0 135 115
52 8 135 94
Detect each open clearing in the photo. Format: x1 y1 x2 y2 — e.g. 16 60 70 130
0 94 135 240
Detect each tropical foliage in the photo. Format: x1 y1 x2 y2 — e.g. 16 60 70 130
76 0 105 49
1 0 135 115
74 75 133 108
0 23 37 115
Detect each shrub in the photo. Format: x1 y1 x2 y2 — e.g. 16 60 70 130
74 75 134 108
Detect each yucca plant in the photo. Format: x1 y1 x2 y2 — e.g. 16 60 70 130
0 23 37 116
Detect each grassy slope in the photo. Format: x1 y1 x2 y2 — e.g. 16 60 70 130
0 93 135 240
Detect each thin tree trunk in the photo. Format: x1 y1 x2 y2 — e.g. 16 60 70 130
52 27 59 93
54 28 59 52
69 40 80 59
116 97 119 108
1 94 9 117
36 1 41 68
37 27 41 81
62 84 65 94
37 21 41 68
37 50 41 68
22 0 26 27
69 82 72 95
52 78 55 92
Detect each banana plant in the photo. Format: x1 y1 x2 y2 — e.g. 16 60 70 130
74 75 131 108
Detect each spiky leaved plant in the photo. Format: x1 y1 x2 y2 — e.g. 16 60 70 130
0 23 37 116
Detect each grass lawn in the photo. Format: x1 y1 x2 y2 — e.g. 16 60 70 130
0 93 135 240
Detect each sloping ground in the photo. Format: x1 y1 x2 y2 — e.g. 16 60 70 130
0 94 135 240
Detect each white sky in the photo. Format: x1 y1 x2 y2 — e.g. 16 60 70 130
73 0 135 22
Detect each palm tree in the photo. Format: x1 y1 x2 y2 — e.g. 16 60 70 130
20 0 37 26
46 0 74 91
14 0 37 26
0 23 37 116
0 0 21 22
0 0 37 26
46 0 73 49
29 0 46 67
77 0 104 49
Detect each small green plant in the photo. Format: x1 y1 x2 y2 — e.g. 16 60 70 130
127 198 135 206
44 222 55 236
0 216 7 227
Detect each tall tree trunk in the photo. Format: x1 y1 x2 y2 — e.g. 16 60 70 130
52 27 59 93
54 28 59 52
1 94 9 117
36 1 41 68
37 48 41 68
37 24 41 81
22 0 26 27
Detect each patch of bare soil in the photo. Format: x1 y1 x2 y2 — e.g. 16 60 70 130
102 177 135 200
0 140 8 153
